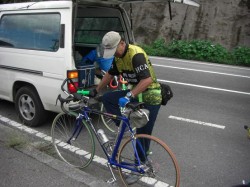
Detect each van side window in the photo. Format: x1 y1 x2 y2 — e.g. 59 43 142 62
75 17 123 44
0 13 61 51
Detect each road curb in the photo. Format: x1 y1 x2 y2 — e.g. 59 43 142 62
0 116 112 187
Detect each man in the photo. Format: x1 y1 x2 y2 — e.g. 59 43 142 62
90 31 162 183
78 48 114 84
81 48 113 73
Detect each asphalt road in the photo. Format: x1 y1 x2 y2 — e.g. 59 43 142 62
151 57 250 187
0 57 250 187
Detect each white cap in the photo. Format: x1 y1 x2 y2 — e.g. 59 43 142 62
102 31 121 58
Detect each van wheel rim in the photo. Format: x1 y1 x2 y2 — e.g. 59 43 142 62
18 94 35 121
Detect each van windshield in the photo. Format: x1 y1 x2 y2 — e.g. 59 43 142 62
75 17 124 44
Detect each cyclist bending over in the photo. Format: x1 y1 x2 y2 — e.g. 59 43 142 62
90 31 162 184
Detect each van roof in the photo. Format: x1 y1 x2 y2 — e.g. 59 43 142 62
0 1 73 11
0 0 199 11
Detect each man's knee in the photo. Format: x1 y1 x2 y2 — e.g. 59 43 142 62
102 92 111 105
102 90 127 104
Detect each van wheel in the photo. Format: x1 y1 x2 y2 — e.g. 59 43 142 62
15 86 47 127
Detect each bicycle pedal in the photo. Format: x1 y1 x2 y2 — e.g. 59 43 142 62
140 164 150 172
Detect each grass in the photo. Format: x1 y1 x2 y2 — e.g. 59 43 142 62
33 141 58 157
5 130 57 157
6 133 28 148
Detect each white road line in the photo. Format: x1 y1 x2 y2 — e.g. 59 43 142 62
169 115 226 129
158 79 250 95
151 56 250 71
0 114 108 166
0 115 169 187
153 64 250 79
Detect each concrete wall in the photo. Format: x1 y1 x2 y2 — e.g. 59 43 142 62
123 0 250 50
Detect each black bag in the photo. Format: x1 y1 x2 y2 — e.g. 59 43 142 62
160 83 173 105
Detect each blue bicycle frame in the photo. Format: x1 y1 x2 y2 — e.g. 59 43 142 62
68 104 147 174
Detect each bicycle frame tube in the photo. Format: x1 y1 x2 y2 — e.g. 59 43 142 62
79 106 118 158
111 124 145 173
110 120 128 161
78 105 146 173
108 119 145 173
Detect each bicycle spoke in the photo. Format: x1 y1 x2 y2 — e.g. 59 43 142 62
51 113 95 168
117 134 180 187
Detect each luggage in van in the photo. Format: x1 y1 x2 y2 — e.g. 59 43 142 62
77 65 95 88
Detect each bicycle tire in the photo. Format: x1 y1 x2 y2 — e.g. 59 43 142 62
117 134 180 187
51 112 95 168
100 103 119 133
100 103 136 133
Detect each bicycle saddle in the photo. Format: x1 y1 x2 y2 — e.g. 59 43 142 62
126 102 145 110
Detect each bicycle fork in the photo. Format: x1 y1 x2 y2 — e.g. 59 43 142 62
66 114 83 144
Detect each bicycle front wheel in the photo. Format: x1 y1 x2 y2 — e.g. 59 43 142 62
117 134 180 187
51 112 95 168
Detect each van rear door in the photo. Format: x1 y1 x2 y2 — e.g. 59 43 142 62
73 2 134 69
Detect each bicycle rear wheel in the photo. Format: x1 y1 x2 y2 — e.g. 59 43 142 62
100 103 118 133
51 112 95 168
117 134 180 187
100 103 136 133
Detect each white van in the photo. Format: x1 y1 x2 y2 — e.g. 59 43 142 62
0 0 199 127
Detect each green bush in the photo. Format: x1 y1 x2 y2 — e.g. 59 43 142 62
142 38 250 67
231 46 250 66
141 38 168 56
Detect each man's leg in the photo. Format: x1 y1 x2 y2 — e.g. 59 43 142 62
136 104 161 161
102 90 129 125
136 104 161 135
125 104 161 185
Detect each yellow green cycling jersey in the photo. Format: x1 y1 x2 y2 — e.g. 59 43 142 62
108 44 162 105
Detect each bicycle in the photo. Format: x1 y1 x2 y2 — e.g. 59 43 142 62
84 69 127 133
100 74 130 133
51 78 180 187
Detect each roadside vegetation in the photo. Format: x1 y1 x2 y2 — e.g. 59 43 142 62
6 132 28 148
141 39 250 67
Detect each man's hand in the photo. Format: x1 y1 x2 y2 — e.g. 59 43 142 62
89 88 97 97
119 96 130 107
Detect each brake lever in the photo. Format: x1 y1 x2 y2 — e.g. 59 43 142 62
55 94 61 106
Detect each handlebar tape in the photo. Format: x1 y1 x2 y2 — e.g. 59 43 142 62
77 90 90 96
57 94 74 104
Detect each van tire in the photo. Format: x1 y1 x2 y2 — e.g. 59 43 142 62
15 86 47 127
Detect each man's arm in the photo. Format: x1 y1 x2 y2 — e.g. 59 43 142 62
130 77 152 97
81 50 96 64
131 53 152 97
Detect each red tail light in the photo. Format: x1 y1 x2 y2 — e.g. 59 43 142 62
67 70 78 93
68 82 78 93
